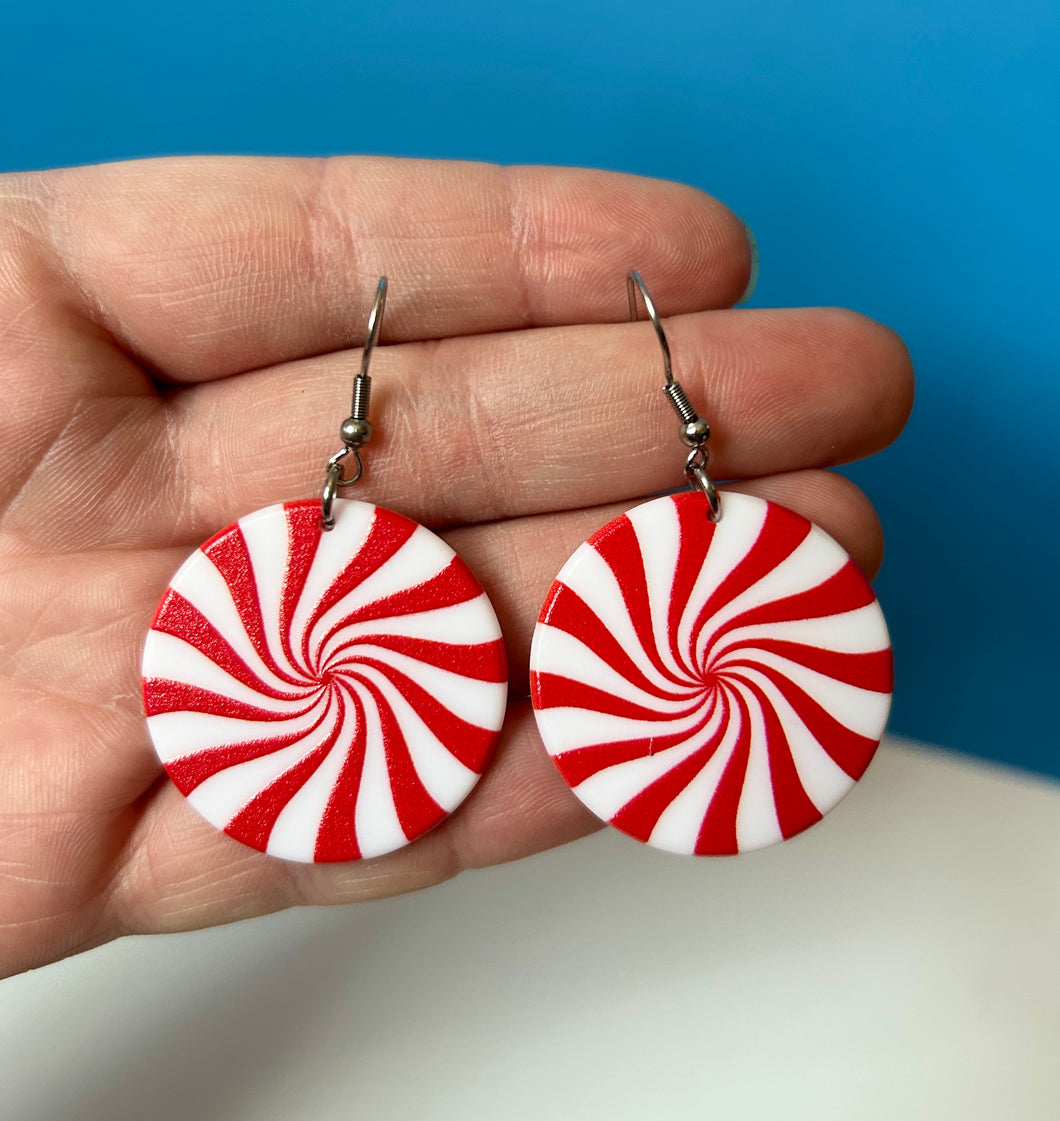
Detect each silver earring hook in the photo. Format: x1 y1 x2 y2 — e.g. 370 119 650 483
627 270 721 522
321 276 387 530
627 270 673 385
359 274 387 381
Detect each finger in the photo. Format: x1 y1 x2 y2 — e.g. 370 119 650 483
446 467 886 688
0 673 157 976
0 190 154 509
18 157 752 381
107 699 598 937
0 546 183 974
723 470 885 575
7 307 908 550
139 306 908 547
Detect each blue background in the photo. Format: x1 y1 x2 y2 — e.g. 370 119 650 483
2 1 1057 777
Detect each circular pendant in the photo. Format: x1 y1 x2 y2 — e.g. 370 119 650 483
142 499 507 862
530 491 892 855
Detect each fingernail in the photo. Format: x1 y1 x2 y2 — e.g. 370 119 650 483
736 219 759 305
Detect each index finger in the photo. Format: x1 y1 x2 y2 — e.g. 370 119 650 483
19 156 752 381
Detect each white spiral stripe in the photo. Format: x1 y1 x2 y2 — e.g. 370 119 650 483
187 697 342 830
238 505 303 680
715 603 892 657
534 695 723 757
147 693 331 762
337 648 502 729
317 596 501 665
719 648 890 740
677 496 767 666
353 664 478 811
532 624 703 713
571 695 724 821
144 630 309 715
174 548 305 693
629 496 687 681
302 525 452 664
266 710 359 862
694 529 847 668
648 693 745 854
731 665 858 813
733 693 785 852
354 696 405 859
556 543 680 696
286 500 375 668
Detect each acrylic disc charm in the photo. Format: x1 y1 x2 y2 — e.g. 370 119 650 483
143 498 508 862
530 491 892 855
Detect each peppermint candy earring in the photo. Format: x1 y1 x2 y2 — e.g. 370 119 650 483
142 278 508 862
529 272 892 855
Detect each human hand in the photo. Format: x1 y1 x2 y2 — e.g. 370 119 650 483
0 157 912 976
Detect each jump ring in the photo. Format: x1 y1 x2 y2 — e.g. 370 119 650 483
321 461 345 529
685 449 721 522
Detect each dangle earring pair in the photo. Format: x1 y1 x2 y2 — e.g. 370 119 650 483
142 274 892 864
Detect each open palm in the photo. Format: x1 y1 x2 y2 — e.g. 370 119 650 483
0 157 912 976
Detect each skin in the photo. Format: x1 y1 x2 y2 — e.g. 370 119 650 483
0 156 914 978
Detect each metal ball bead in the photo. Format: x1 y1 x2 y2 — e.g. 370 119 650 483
340 417 373 447
679 418 711 446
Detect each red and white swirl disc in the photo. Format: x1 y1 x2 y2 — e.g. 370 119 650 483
530 491 892 855
142 499 507 862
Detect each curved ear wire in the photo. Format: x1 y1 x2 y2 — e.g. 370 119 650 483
322 276 387 529
627 269 673 385
626 270 721 521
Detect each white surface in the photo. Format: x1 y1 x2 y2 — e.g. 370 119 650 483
1 737 1057 1121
